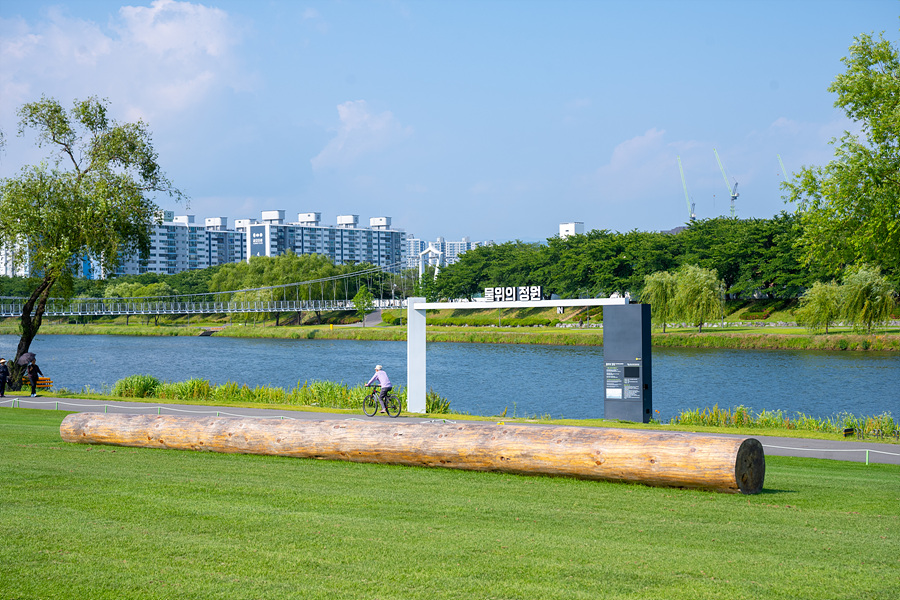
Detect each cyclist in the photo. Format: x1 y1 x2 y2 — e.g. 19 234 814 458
366 365 392 413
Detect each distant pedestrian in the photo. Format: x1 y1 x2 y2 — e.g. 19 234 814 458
0 358 9 398
26 360 43 397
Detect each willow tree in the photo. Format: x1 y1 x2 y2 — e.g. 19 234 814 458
640 270 677 332
795 280 842 334
674 264 724 333
0 96 183 381
840 265 895 333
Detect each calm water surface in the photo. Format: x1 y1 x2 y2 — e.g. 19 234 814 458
2 334 897 420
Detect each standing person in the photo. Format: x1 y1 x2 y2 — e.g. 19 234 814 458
26 360 43 398
366 365 392 413
0 358 8 398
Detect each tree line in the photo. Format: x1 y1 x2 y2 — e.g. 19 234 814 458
429 214 816 302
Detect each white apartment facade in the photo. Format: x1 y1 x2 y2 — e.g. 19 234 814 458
236 211 407 273
405 235 493 269
559 222 584 239
113 213 246 277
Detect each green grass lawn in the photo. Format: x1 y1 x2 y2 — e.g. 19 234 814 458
1 409 898 599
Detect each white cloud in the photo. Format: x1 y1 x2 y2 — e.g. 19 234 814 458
591 128 675 200
118 0 233 59
0 1 244 124
311 100 412 170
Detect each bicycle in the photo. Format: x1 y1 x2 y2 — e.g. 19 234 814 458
363 386 401 418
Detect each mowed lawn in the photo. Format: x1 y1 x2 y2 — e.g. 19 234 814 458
1 409 897 600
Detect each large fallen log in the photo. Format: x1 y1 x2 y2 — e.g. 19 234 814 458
60 413 765 494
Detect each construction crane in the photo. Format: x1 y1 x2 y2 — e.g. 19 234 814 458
677 156 696 222
714 148 739 218
777 154 788 181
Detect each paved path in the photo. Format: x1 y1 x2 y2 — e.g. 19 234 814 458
3 395 898 465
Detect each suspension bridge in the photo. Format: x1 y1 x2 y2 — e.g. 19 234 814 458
0 264 410 318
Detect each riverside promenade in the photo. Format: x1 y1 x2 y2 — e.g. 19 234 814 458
3 395 898 466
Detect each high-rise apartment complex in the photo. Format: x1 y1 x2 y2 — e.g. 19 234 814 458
405 236 493 269
236 211 407 273
114 213 244 276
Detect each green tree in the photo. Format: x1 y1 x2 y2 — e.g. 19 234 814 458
674 264 725 332
0 96 182 380
785 30 900 278
209 252 340 324
353 285 375 325
640 271 677 332
795 281 842 334
840 265 895 333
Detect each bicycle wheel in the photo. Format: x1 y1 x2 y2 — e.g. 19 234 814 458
385 394 401 418
362 393 379 417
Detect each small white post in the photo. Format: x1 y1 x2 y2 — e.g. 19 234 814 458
407 297 427 413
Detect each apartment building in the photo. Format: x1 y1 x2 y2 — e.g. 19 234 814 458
237 211 407 273
109 213 246 277
4 209 409 280
406 235 493 269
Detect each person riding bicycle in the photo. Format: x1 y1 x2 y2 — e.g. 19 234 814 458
366 365 392 413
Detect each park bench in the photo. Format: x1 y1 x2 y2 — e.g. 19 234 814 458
22 377 53 389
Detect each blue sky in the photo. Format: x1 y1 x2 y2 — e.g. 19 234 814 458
1 1 897 243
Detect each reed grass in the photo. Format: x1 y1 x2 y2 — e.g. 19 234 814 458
107 375 454 415
111 374 160 398
673 404 896 435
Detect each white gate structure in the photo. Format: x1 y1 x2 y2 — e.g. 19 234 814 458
405 296 634 414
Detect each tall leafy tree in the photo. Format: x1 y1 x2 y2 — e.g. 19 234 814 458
353 285 375 325
785 30 900 278
0 96 183 378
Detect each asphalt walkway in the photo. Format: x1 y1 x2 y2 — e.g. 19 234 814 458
3 395 898 465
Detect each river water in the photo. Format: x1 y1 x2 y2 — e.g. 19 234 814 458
2 334 897 420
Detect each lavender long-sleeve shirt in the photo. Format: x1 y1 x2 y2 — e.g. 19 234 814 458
367 370 391 388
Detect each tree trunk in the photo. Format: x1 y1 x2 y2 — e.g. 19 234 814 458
11 275 55 389
60 414 765 494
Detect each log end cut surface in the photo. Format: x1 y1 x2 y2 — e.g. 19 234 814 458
735 438 765 494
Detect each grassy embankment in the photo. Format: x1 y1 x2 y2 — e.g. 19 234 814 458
1 408 897 600
3 301 898 351
2 373 893 443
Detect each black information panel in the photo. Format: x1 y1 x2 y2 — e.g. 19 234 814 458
603 304 652 423
604 362 643 401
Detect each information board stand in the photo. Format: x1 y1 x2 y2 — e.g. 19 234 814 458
602 303 652 423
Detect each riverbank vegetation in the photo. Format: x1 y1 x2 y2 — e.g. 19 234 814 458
2 408 897 599
107 374 453 414
5 311 898 351
15 374 889 442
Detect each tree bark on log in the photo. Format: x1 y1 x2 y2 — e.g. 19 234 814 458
60 413 765 494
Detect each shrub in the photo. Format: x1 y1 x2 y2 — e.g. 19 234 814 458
157 378 212 400
112 374 160 398
426 388 452 414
